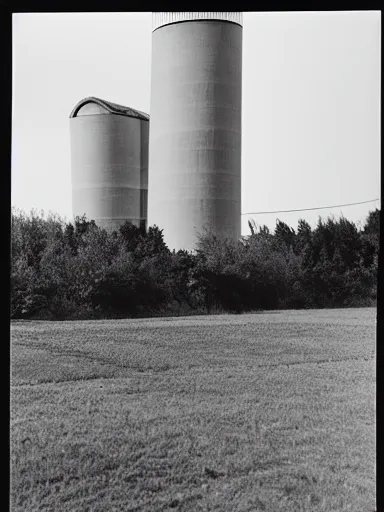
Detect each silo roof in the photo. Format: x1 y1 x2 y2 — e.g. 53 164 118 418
70 97 150 121
152 12 243 31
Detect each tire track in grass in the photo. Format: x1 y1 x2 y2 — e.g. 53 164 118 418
11 353 374 388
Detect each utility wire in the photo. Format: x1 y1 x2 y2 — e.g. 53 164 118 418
241 198 380 216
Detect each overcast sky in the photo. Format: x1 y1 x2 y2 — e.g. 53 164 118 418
12 11 381 234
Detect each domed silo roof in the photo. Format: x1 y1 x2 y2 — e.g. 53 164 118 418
69 96 150 121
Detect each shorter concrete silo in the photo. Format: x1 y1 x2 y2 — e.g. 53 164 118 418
69 97 149 232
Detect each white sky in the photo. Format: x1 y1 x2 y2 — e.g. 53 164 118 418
12 11 381 235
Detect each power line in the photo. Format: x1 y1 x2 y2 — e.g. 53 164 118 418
241 198 380 216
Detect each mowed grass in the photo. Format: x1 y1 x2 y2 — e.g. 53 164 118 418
10 308 376 512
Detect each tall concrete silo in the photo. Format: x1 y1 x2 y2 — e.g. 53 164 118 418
69 97 149 232
148 12 243 251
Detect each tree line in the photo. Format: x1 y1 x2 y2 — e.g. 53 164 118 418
11 207 379 319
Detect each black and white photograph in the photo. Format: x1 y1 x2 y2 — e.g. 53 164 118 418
10 10 379 511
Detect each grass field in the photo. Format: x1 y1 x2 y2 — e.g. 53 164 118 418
10 308 376 512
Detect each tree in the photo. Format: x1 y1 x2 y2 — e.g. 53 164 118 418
361 209 380 268
274 219 296 250
10 207 379 318
295 219 312 255
135 225 169 259
119 221 144 253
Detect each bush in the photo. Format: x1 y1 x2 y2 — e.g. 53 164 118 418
10 208 380 319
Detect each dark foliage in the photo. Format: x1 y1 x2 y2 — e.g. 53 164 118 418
11 208 380 319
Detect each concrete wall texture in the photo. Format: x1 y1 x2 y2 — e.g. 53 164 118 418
70 99 149 232
148 13 243 251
